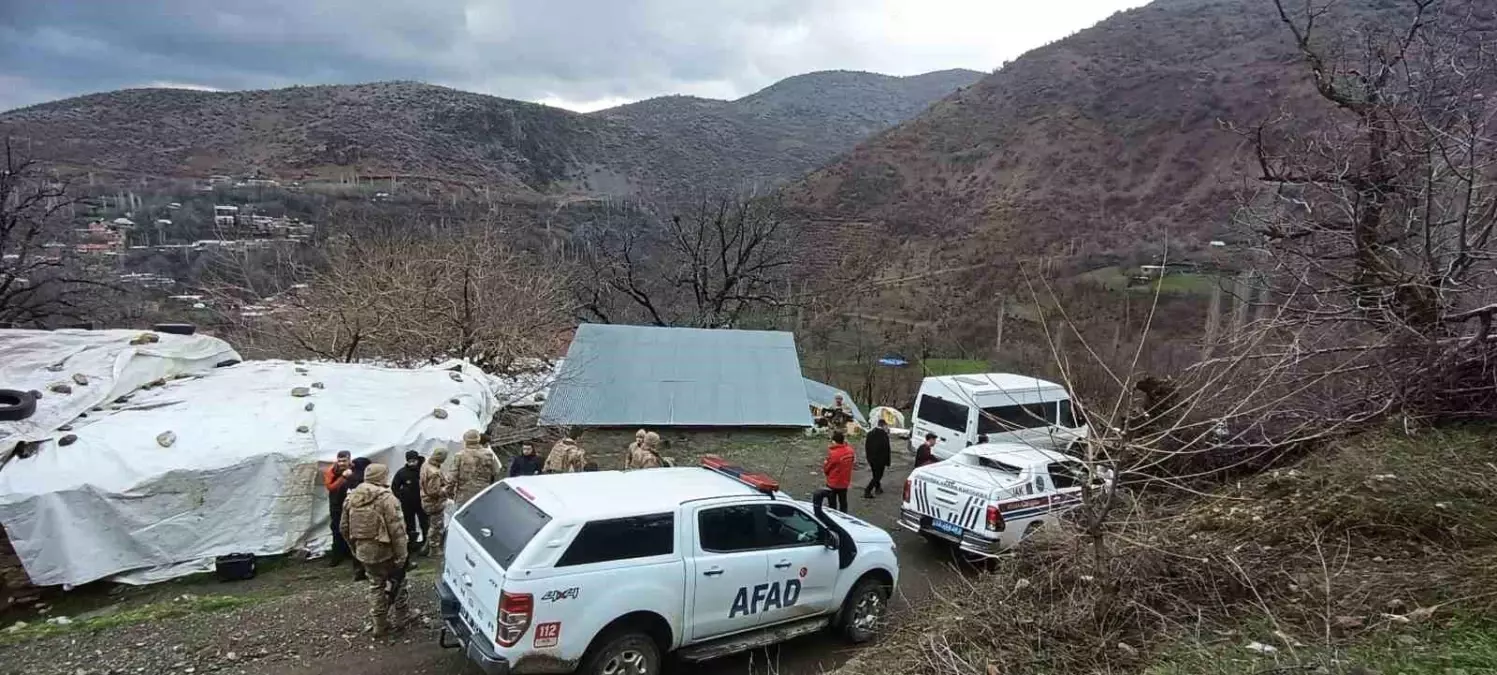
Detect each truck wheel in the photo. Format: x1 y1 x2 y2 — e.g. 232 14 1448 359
578 630 660 675
837 576 891 643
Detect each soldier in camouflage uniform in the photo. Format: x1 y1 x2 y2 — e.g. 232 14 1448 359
622 429 648 470
338 463 408 638
634 432 664 469
544 437 589 473
419 447 448 555
565 439 589 472
449 430 501 507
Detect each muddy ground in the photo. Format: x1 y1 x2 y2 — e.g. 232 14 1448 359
0 430 978 675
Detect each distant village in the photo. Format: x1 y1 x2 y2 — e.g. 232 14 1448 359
24 173 327 314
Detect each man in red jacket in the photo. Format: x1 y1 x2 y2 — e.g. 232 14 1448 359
822 431 855 513
324 450 355 567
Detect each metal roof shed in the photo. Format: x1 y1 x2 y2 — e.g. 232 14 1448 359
538 324 813 427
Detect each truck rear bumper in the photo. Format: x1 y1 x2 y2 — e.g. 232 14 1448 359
899 509 1005 558
438 580 510 675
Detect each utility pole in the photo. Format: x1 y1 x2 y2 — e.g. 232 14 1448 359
993 295 1006 357
1203 280 1223 358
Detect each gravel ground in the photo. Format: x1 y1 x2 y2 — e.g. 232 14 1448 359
1 434 975 675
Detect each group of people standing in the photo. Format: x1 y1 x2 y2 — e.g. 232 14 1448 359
820 419 944 514
819 417 891 512
322 429 502 637
624 429 669 469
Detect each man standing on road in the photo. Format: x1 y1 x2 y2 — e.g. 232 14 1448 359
390 451 427 557
420 448 448 556
823 431 855 512
915 433 939 468
862 419 892 499
509 443 543 477
339 463 409 638
450 430 501 507
324 451 355 568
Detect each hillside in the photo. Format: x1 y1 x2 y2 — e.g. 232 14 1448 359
782 0 1409 261
595 69 983 198
0 70 982 202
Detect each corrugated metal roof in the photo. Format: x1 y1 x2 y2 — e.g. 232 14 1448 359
803 378 868 427
538 324 813 427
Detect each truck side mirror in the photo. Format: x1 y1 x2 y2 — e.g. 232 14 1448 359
821 529 840 550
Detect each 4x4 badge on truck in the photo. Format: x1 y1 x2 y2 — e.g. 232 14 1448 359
540 587 580 602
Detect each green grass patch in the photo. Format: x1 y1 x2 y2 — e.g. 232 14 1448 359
920 358 990 376
0 594 264 646
1147 615 1497 675
1075 265 1221 296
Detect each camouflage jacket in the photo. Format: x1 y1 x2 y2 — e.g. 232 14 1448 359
419 457 448 513
339 472 407 565
449 446 500 506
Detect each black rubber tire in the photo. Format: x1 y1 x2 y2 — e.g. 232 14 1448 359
152 323 197 335
577 630 660 675
837 576 892 644
0 389 37 422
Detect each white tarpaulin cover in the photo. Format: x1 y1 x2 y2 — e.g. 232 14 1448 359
0 356 498 587
0 329 241 450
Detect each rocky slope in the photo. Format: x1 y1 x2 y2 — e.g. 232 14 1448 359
782 0 1397 259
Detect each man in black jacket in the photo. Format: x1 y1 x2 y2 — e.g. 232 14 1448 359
508 443 543 477
390 451 427 556
862 419 892 498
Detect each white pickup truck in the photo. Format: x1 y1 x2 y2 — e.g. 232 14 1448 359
438 456 900 675
900 443 1105 558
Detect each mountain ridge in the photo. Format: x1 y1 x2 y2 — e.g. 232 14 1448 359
0 69 984 202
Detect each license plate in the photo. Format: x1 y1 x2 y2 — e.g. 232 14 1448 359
931 518 963 537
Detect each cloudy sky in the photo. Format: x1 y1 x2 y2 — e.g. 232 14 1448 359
1 0 1150 113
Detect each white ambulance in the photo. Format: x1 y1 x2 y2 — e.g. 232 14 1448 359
437 456 900 674
899 442 1108 558
909 373 1087 460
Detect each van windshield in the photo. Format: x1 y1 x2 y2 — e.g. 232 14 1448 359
456 483 551 568
977 401 1059 434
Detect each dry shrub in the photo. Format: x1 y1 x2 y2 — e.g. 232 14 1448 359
838 426 1497 675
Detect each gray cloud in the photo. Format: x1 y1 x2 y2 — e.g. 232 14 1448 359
0 0 1147 112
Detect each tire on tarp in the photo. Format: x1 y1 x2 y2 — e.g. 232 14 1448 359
152 323 197 336
0 390 37 422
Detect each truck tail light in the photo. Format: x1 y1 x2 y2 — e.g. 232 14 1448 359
903 479 911 503
985 505 1004 532
496 591 533 647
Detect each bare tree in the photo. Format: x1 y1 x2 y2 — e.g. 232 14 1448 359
576 195 794 328
0 139 116 327
210 223 574 372
1234 0 1497 419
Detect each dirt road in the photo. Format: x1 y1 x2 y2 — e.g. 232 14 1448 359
0 432 974 675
